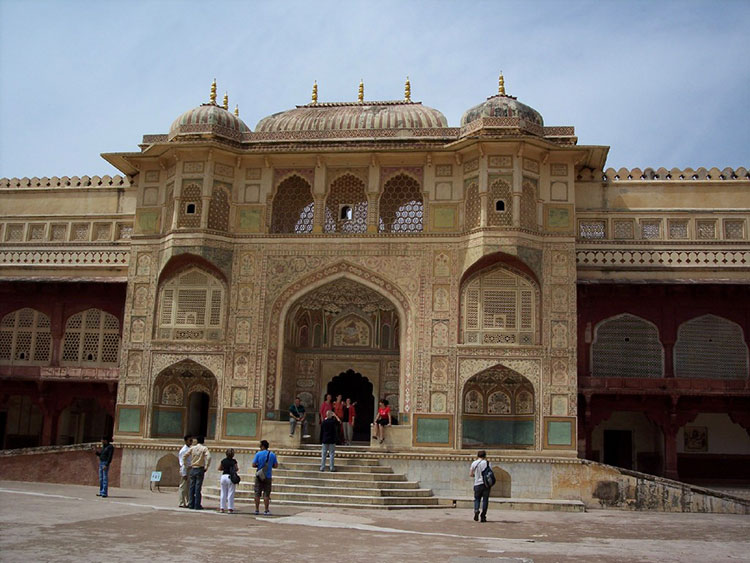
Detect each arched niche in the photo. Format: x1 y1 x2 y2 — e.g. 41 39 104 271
151 359 218 439
592 314 663 378
461 365 536 449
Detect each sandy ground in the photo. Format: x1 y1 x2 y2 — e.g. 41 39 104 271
0 480 748 562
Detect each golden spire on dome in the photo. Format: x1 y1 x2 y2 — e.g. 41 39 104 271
234 104 239 117
312 81 318 105
404 76 411 102
358 79 364 103
498 72 506 96
210 79 217 104
223 92 229 110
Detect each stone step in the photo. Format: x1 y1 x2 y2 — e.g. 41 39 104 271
205 490 439 506
298 444 374 453
272 475 421 489
268 469 408 481
446 497 586 513
279 456 382 467
205 483 432 498
275 461 393 473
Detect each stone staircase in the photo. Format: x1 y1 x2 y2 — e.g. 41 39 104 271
203 449 440 509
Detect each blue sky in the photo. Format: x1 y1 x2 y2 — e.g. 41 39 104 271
1 0 748 177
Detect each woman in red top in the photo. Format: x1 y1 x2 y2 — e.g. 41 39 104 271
332 394 346 444
373 399 391 444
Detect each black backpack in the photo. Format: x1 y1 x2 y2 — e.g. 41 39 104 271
481 461 496 488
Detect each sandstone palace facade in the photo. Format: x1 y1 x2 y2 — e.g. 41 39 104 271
1 78 748 487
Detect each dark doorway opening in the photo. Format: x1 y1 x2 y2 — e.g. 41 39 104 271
187 392 209 438
327 369 374 442
0 411 6 449
603 429 633 469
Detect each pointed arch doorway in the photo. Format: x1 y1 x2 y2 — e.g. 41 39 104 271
327 369 374 443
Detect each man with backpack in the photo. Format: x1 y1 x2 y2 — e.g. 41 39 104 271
469 450 494 522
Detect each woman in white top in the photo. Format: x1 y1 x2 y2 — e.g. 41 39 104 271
469 450 489 522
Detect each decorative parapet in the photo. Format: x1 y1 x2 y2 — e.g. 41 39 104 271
578 167 750 182
576 248 749 268
0 175 130 189
0 248 130 267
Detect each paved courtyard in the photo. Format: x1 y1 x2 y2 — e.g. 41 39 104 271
0 480 748 562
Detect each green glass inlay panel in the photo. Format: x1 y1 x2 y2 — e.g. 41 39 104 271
226 411 257 437
153 409 183 436
433 207 456 229
548 206 570 228
238 208 262 232
548 420 572 446
117 407 141 433
416 417 450 444
462 418 534 447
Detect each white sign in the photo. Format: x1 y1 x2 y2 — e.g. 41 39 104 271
150 471 162 482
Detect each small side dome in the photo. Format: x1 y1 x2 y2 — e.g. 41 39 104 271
461 75 543 127
168 81 250 141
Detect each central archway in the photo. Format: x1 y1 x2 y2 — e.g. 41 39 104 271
277 274 402 440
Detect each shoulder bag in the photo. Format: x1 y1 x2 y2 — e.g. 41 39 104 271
255 451 271 481
481 460 496 488
229 460 241 485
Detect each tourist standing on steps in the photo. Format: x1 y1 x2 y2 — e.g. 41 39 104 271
319 393 333 442
470 450 490 522
182 435 211 510
373 399 391 444
252 440 278 515
320 410 340 471
218 448 238 513
177 435 192 508
342 397 356 445
289 397 310 438
93 437 114 498
333 394 345 443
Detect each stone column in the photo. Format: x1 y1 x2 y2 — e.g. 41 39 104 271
367 163 380 233
512 150 523 227
312 163 326 233
478 154 488 227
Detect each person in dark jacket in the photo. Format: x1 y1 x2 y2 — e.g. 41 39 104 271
320 410 340 472
94 437 114 498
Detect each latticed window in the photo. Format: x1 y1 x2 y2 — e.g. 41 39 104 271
62 309 120 366
487 179 512 227
0 308 51 365
696 220 717 239
207 186 230 232
157 268 225 341
465 182 480 230
613 220 635 239
325 174 367 233
724 220 745 240
461 267 538 345
579 220 606 239
675 315 748 379
271 175 314 233
668 220 688 239
520 179 537 230
378 174 423 233
592 314 663 378
178 184 202 228
640 219 661 240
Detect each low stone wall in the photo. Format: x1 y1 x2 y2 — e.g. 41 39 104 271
0 443 121 488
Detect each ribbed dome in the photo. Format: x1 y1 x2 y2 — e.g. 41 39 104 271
256 101 448 132
169 103 250 141
461 94 543 127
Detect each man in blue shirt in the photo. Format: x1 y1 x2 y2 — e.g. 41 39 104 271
252 440 278 515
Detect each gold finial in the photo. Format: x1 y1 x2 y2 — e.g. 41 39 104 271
312 80 318 105
498 72 506 96
223 92 228 110
234 104 239 117
358 79 364 103
210 79 217 104
404 76 411 102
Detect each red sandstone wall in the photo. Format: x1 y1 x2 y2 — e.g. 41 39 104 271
0 448 122 487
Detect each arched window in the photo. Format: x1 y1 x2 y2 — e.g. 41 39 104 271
62 308 120 366
177 184 202 228
592 314 663 378
675 315 748 379
487 178 512 227
157 268 225 341
0 308 52 365
461 266 538 345
462 366 535 448
325 174 367 233
207 185 230 232
379 173 423 233
465 181 480 230
270 175 314 233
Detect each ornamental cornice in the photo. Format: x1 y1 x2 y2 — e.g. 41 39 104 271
0 249 130 267
576 249 749 268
